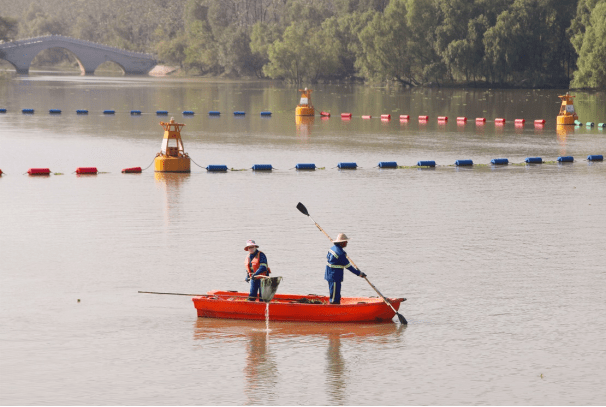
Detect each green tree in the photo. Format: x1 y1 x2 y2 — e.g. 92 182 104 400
0 15 18 42
571 0 606 88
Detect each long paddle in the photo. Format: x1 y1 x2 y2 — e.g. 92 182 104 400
296 202 407 324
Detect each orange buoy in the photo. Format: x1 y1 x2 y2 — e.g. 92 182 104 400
457 117 467 122
27 168 51 175
341 113 352 119
400 115 410 120
122 167 142 173
437 116 448 121
557 93 578 125
154 118 191 173
76 167 98 174
362 115 372 119
419 115 429 121
381 114 391 120
295 88 314 116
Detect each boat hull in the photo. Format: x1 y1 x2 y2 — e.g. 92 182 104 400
192 291 404 322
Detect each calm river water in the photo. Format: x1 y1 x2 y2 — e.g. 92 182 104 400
1 73 605 405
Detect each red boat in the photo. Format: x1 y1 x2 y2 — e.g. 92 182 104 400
192 291 405 322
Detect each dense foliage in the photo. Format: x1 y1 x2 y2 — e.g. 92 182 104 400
0 0 605 88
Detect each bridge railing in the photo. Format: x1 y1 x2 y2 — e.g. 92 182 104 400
0 35 155 59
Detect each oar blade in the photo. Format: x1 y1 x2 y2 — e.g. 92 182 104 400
296 202 309 216
396 312 408 325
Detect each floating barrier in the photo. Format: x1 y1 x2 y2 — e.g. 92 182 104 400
437 116 448 121
587 155 603 161
208 111 220 116
206 165 228 172
557 156 574 163
0 108 6 113
417 161 436 167
156 110 168 115
534 119 546 125
400 115 410 120
0 169 3 176
362 115 372 119
320 111 330 117
341 113 352 119
378 161 397 168
457 117 467 123
22 108 34 114
252 164 273 171
103 110 115 115
122 167 142 173
586 122 594 127
455 159 473 166
525 157 543 164
574 120 582 126
476 117 486 123
260 111 272 116
338 162 357 169
76 109 88 114
296 163 316 170
515 119 525 124
183 111 195 115
598 123 605 128
419 115 429 121
49 109 61 114
27 168 50 175
491 158 509 165
381 114 391 120
130 110 141 115
76 167 98 174
495 118 506 124
234 111 245 116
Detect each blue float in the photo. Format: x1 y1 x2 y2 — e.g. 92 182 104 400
252 164 273 171
130 110 141 115
156 110 168 115
103 110 115 115
586 122 594 127
206 165 228 172
260 111 272 116
76 109 88 114
0 108 6 113
296 163 316 170
208 111 220 116
183 111 195 115
338 162 358 169
455 160 473 166
525 157 543 164
22 108 34 114
378 161 398 168
587 155 604 161
598 123 605 128
491 158 509 165
49 109 62 114
234 111 245 116
557 156 574 163
417 161 436 167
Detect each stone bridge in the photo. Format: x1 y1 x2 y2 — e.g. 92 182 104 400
0 35 157 75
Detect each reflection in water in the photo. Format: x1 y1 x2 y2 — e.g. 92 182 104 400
154 172 190 226
193 318 405 404
556 124 574 155
295 115 314 140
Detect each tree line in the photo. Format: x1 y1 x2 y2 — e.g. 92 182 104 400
0 0 605 89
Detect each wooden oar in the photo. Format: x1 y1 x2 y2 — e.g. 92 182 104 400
296 202 408 324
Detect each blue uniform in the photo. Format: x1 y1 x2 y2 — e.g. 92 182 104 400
246 250 268 301
325 244 361 304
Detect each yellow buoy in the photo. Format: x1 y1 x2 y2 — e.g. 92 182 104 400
295 88 315 116
154 118 191 173
556 93 578 125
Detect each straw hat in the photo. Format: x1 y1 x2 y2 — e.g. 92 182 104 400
244 239 259 251
333 233 349 243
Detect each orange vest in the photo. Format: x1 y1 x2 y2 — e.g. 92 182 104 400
246 251 270 277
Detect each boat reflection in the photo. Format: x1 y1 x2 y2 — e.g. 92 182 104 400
295 115 314 140
193 318 405 404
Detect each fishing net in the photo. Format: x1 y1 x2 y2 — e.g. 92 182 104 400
260 276 282 302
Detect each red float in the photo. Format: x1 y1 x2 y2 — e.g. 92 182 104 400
400 115 410 120
457 117 467 122
419 115 429 121
437 116 448 121
534 119 546 125
122 167 142 173
76 167 98 174
27 168 51 175
362 115 372 119
340 113 352 119
380 114 391 120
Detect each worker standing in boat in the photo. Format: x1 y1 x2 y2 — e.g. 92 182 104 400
244 240 271 301
326 234 366 304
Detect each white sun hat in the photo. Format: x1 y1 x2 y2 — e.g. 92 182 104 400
333 233 349 243
244 239 259 251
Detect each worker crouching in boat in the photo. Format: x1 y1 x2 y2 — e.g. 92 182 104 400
325 234 366 304
244 240 271 301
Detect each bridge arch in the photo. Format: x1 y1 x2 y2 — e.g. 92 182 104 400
0 35 156 75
